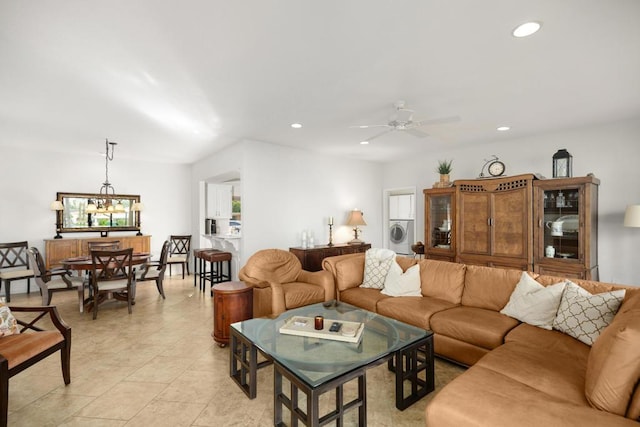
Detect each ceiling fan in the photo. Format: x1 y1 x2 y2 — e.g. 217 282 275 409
351 100 460 143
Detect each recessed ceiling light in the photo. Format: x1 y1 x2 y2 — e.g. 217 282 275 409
512 21 542 38
497 126 511 131
291 123 302 129
360 141 369 145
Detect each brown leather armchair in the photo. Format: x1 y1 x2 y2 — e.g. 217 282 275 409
239 249 334 317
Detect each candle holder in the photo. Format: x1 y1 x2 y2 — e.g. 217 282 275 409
327 224 334 247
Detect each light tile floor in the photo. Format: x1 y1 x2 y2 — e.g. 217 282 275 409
6 275 465 426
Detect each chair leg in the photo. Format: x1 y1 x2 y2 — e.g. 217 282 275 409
156 278 166 299
78 285 85 313
41 288 52 306
181 262 185 280
0 358 8 427
27 278 31 294
4 281 10 303
92 290 99 320
127 286 133 314
61 342 71 385
169 264 172 277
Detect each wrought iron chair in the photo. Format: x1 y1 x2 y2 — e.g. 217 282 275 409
167 235 191 279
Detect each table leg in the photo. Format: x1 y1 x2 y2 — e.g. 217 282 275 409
392 335 434 410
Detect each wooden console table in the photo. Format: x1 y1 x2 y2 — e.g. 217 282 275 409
44 235 151 269
289 243 371 272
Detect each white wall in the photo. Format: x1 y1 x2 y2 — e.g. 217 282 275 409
0 145 191 294
191 139 382 267
382 117 640 286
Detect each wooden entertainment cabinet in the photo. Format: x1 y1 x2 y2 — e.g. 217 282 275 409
424 174 599 279
44 235 151 269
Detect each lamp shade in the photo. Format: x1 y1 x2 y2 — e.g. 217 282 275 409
50 201 64 211
624 205 640 227
346 209 367 226
132 202 144 211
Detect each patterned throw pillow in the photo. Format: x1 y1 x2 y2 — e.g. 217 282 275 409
552 281 625 346
360 248 396 289
500 272 566 330
0 299 19 337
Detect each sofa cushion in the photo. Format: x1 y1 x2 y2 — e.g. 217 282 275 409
476 341 588 406
430 306 519 350
340 288 389 313
376 296 457 330
553 281 625 346
461 265 524 311
585 308 640 417
360 248 395 289
425 364 638 427
419 260 466 304
500 272 566 330
381 263 421 297
505 323 590 362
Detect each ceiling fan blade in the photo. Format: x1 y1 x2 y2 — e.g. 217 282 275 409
404 128 429 138
362 128 394 143
415 115 461 127
349 124 391 129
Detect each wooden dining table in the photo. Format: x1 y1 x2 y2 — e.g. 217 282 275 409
61 252 151 311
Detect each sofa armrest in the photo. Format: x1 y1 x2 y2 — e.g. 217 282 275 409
322 253 365 295
297 269 335 301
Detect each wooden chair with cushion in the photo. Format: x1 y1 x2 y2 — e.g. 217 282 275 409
89 248 134 320
167 235 191 279
26 248 85 312
238 249 334 317
0 242 35 303
135 240 170 299
0 304 71 426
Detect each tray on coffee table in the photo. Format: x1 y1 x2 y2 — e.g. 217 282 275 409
279 316 364 343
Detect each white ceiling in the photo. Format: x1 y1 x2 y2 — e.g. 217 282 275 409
1 1 639 164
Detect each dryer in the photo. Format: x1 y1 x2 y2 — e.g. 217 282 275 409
389 220 414 255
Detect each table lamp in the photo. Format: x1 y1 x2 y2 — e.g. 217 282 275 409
50 200 64 239
346 209 367 244
624 205 640 227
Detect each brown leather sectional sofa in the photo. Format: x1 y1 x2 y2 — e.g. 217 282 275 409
322 253 640 426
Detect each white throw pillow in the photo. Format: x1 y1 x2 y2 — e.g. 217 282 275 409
381 262 421 297
360 248 396 289
552 281 626 346
500 272 566 330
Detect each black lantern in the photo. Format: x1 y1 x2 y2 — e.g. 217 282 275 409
552 149 572 178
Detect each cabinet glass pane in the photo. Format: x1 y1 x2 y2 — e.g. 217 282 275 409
429 195 452 249
542 188 579 260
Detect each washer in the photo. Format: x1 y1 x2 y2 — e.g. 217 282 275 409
389 220 414 255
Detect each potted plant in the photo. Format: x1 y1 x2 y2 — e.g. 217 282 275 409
437 160 453 184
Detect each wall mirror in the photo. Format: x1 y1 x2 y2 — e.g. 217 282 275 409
56 192 141 233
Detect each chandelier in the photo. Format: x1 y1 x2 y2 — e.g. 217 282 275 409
87 139 125 214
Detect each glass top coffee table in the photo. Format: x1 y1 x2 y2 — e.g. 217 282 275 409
230 301 434 426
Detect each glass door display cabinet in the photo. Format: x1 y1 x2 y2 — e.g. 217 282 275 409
533 176 599 280
424 188 455 262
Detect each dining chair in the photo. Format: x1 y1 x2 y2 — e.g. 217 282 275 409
26 248 85 311
168 235 191 279
0 241 35 302
89 248 134 320
135 240 170 299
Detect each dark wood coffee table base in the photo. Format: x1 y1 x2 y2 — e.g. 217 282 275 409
230 325 434 426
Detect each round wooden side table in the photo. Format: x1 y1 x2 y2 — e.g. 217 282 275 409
211 281 253 347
